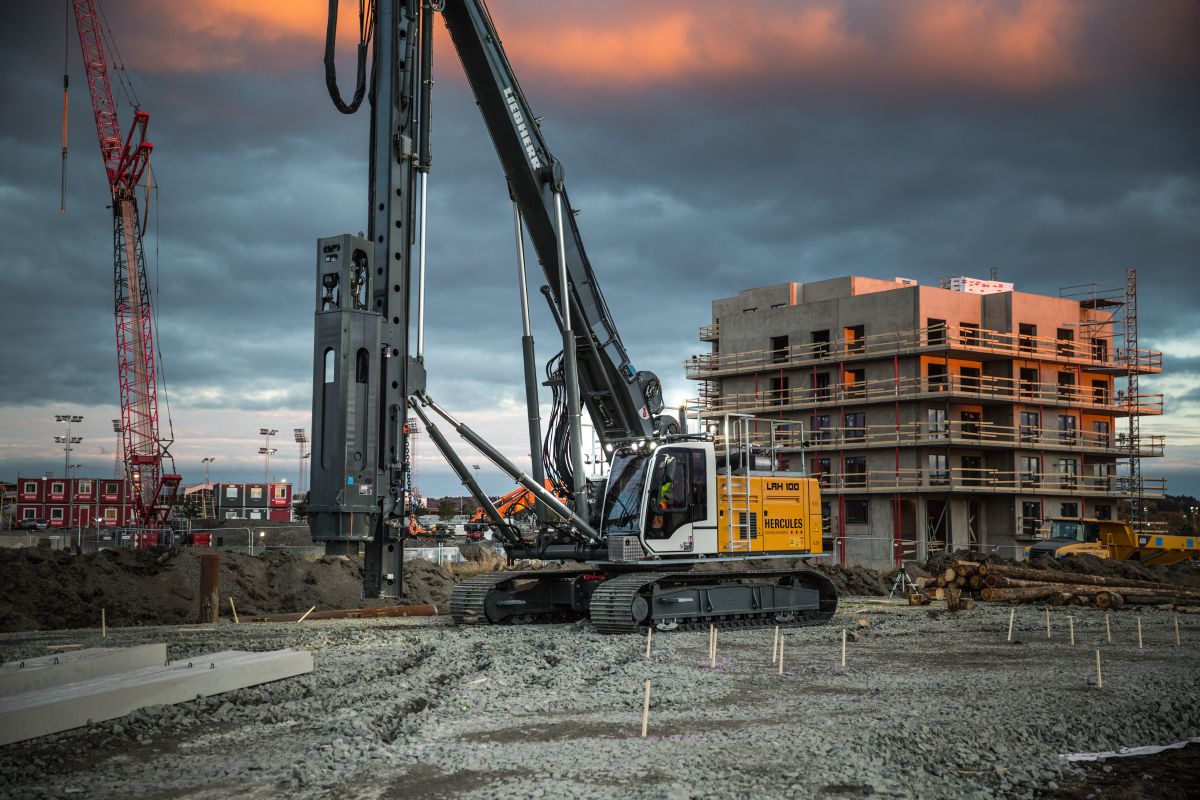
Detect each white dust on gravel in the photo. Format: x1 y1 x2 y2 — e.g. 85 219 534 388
0 604 1197 799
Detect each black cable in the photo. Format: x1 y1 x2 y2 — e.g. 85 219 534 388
325 0 370 114
542 351 573 501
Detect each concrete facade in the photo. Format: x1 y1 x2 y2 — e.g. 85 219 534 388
689 276 1164 568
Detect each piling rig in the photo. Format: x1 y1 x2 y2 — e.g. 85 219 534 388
307 0 837 631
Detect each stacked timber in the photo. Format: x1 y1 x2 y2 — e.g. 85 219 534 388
907 562 984 610
967 562 1200 611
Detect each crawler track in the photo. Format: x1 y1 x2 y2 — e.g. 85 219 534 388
451 566 838 633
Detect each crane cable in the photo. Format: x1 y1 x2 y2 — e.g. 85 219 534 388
326 0 373 114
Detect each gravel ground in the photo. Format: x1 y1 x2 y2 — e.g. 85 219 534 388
1 602 1197 799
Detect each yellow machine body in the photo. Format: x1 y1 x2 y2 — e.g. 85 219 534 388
1029 518 1198 565
715 474 824 555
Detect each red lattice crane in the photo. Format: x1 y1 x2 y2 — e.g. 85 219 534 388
72 0 179 544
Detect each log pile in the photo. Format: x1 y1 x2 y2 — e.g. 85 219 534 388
915 560 1200 611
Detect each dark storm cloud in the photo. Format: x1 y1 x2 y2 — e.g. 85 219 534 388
1 1 1196 493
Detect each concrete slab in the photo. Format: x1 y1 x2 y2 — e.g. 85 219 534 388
0 644 167 698
0 648 313 746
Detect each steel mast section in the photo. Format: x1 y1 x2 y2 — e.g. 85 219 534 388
72 0 179 541
439 1 669 453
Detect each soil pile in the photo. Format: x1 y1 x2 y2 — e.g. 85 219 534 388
0 547 456 633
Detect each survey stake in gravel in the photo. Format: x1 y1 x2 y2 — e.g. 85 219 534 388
307 0 838 633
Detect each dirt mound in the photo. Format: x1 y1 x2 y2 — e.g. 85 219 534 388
0 547 456 633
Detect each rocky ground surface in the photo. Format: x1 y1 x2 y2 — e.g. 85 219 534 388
1 602 1196 799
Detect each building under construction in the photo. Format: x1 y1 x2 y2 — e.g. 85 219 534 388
687 272 1164 567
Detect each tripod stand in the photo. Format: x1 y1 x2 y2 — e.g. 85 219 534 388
889 564 919 598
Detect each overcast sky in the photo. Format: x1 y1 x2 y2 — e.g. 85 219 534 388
1 0 1197 499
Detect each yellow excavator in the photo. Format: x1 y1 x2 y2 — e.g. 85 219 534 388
1028 518 1198 565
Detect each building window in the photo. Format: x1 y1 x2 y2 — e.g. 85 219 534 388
274 485 288 499
1060 458 1078 489
1089 463 1113 490
770 335 789 364
959 322 981 346
844 325 865 355
1057 371 1076 401
844 369 865 398
51 481 64 494
927 318 947 346
960 410 981 439
1058 415 1077 444
250 487 264 500
1091 420 1110 448
22 481 36 494
105 482 119 495
225 511 239 519
50 508 64 521
1019 367 1039 398
844 457 867 487
104 508 118 521
77 480 93 495
811 330 830 358
844 412 866 441
961 456 983 485
929 454 949 486
812 457 831 486
1020 411 1040 442
1092 338 1108 363
1094 504 1111 520
1060 502 1079 518
844 499 868 524
1020 456 1041 487
813 372 831 400
1019 323 1037 353
23 508 36 520
928 409 947 439
1022 501 1041 537
927 363 948 392
769 375 790 406
810 414 831 442
1056 328 1074 358
1092 379 1110 405
226 486 239 499
959 366 981 392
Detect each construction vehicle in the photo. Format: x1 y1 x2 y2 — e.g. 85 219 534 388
1028 518 1198 565
68 0 180 545
308 0 837 632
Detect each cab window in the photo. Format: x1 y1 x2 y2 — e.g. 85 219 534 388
646 448 707 539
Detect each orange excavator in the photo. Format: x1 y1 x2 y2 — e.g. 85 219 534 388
468 480 561 525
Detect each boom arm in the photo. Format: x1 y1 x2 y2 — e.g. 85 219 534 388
439 1 666 447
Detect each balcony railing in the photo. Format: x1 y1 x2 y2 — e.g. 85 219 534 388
805 468 1165 497
705 419 1165 457
699 323 719 341
686 323 1162 378
693 373 1163 416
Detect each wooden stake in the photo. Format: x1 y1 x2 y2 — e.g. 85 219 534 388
1068 615 1075 647
1045 607 1051 639
1175 615 1181 647
1095 649 1103 689
298 606 317 623
101 608 106 638
1105 613 1112 643
777 634 785 675
841 628 848 668
1137 616 1143 649
641 679 651 738
229 597 240 625
1007 608 1015 642
709 624 716 668
771 625 779 664
645 627 653 660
